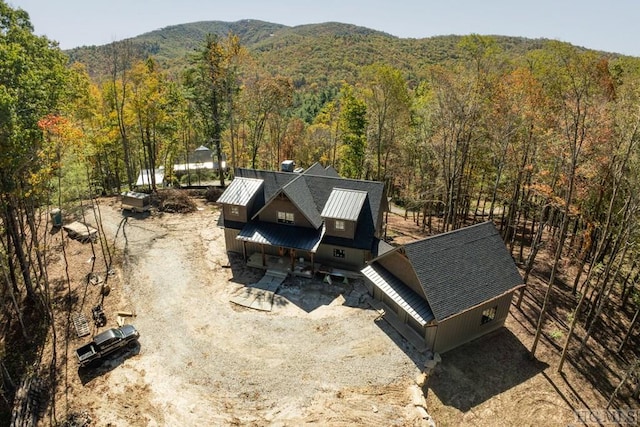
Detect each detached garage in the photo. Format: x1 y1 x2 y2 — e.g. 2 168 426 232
362 221 523 354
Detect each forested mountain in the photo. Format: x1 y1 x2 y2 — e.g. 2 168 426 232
67 19 554 84
3 5 640 424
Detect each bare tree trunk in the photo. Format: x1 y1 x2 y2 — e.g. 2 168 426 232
580 234 629 354
607 357 640 409
617 306 639 354
530 166 577 358
0 256 28 339
517 204 550 308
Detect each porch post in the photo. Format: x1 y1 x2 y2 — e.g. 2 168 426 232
261 244 266 267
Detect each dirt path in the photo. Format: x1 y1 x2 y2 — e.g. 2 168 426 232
64 199 425 425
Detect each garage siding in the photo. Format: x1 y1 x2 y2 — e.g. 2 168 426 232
432 292 514 354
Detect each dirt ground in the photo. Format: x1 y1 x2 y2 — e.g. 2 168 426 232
47 197 425 426
44 197 638 426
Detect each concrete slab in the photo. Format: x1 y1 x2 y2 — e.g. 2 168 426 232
229 269 287 311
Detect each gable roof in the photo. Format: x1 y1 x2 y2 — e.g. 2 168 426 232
281 175 323 228
217 177 263 206
301 162 326 176
234 167 386 248
321 188 368 221
302 162 341 178
401 221 523 322
234 168 298 201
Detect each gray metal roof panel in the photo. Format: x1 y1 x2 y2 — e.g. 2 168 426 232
362 264 434 325
321 188 368 221
217 177 264 206
235 168 298 201
237 221 325 252
234 167 386 249
403 221 523 322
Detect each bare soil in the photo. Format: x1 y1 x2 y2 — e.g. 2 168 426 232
43 197 639 426
47 197 425 426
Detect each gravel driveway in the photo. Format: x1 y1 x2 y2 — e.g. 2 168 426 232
77 199 426 425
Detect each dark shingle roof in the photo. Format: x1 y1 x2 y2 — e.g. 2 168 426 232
235 168 297 201
301 162 342 178
403 221 523 322
234 167 385 249
282 175 323 228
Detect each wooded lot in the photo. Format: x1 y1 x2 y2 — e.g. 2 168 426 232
1 1 640 424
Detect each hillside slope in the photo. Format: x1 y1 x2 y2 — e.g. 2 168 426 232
66 19 555 85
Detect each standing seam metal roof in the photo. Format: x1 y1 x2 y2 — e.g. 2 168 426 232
234 167 385 249
217 177 264 206
362 264 434 325
321 188 368 221
237 221 325 252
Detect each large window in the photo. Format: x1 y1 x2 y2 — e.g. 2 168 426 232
277 211 294 224
334 220 345 231
481 306 497 324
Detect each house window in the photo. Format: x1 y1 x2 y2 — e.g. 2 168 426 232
230 205 240 216
334 220 345 231
481 306 497 324
333 248 345 258
277 211 294 224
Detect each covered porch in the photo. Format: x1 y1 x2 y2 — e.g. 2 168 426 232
246 252 317 278
238 221 325 278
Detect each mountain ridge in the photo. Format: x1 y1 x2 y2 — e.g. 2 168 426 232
65 19 614 86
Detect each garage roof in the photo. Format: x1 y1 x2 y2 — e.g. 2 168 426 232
403 221 523 321
362 264 434 325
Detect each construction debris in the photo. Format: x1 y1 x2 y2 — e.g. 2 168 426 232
63 221 98 243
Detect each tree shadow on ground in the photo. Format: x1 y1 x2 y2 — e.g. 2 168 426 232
120 209 151 220
427 328 548 412
77 341 141 385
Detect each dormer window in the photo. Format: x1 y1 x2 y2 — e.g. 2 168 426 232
334 220 345 231
230 206 240 216
277 211 294 224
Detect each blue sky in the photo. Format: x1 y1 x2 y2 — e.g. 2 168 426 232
8 0 639 56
